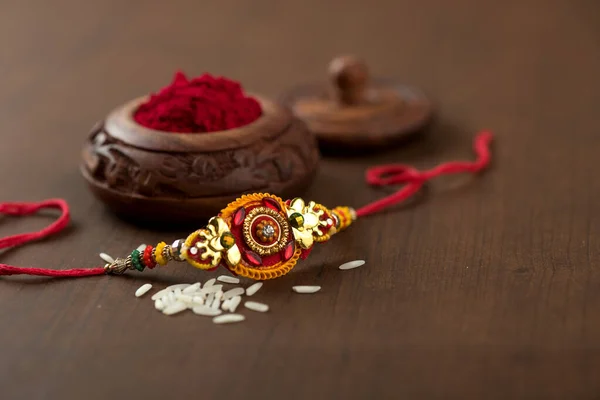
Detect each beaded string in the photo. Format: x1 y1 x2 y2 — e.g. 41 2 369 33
0 131 493 278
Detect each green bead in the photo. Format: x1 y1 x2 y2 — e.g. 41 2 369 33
131 249 144 272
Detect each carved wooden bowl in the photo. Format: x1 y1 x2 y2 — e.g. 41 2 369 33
81 96 320 223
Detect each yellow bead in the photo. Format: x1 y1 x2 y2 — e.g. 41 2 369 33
155 242 168 266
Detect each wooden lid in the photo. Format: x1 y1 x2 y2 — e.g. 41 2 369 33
280 55 434 150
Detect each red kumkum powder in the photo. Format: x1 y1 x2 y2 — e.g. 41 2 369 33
134 71 262 133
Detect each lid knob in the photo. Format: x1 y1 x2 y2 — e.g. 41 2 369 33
328 55 369 106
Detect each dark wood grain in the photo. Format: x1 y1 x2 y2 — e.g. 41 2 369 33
1 0 599 399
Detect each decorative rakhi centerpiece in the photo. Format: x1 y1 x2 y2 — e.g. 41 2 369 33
106 193 355 280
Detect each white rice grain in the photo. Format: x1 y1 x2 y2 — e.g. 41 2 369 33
99 252 115 264
182 282 201 294
215 290 223 301
192 296 205 305
217 275 240 284
292 286 321 294
166 283 190 291
245 282 263 296
222 287 245 300
168 292 177 303
154 299 165 310
199 284 223 295
213 314 245 324
176 294 193 304
206 292 215 305
160 295 173 307
221 298 232 311
162 301 187 315
204 278 216 288
151 288 172 301
244 301 269 313
192 305 222 316
211 298 221 310
135 283 153 298
338 260 366 270
229 295 242 312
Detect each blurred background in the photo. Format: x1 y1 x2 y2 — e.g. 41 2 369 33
2 0 597 191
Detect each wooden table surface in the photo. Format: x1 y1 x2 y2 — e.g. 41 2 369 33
1 1 599 398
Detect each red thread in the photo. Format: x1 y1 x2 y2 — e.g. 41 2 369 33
0 199 105 278
134 71 262 133
355 131 493 218
0 265 105 277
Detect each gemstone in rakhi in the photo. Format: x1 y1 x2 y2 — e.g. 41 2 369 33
233 207 246 226
244 250 262 266
262 224 275 238
262 197 281 211
289 212 304 229
220 232 236 249
283 241 295 260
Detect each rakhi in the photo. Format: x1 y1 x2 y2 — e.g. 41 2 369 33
0 132 493 280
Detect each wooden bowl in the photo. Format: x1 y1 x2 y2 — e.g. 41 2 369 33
81 96 320 223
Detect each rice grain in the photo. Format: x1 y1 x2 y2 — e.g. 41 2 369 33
166 284 190 291
217 275 240 284
222 287 245 300
192 306 222 316
135 283 153 297
213 314 245 324
99 253 115 264
151 288 172 300
163 302 187 315
245 282 263 296
244 301 269 312
160 295 173 307
222 298 232 311
200 284 223 295
206 292 215 305
182 282 201 294
292 286 321 294
229 295 242 312
339 260 366 270
176 294 193 304
204 278 216 288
